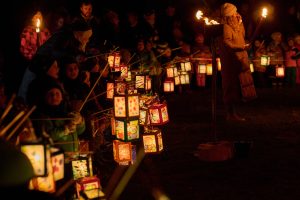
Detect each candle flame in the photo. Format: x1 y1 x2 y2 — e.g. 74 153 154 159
36 18 40 33
261 8 267 18
196 10 203 20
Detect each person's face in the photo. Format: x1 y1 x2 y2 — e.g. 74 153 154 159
45 88 63 106
195 34 204 44
80 3 92 18
47 61 59 79
254 40 261 47
65 63 79 80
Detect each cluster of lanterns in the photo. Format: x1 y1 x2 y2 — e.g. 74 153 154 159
106 52 170 165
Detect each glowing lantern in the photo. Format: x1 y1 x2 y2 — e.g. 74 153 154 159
196 74 206 87
149 103 169 125
180 61 192 72
261 55 270 66
139 107 150 126
50 147 64 181
21 143 47 176
125 71 132 81
107 52 121 72
276 65 285 77
166 65 178 78
114 93 139 118
197 64 206 74
206 63 213 75
76 176 105 200
250 63 254 73
113 140 132 163
114 80 127 95
174 76 180 85
217 58 222 71
106 82 114 99
71 156 91 180
179 71 190 85
143 128 163 154
28 147 55 193
120 64 128 78
118 145 136 166
115 119 139 141
163 79 175 92
135 75 152 91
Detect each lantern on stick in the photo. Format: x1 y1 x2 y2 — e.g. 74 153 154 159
174 76 180 85
114 119 140 141
139 107 150 126
250 7 268 43
114 93 139 118
217 58 222 71
120 64 128 78
108 52 121 72
179 71 190 85
142 128 163 154
206 63 213 75
163 78 175 92
113 140 132 163
276 65 285 77
180 60 192 72
166 65 178 78
149 103 169 125
71 156 91 180
135 74 152 91
260 55 270 66
20 142 47 176
106 81 114 99
197 64 206 74
50 147 64 181
76 176 105 199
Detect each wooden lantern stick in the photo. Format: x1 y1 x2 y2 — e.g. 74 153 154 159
0 93 16 125
6 106 36 141
0 110 25 137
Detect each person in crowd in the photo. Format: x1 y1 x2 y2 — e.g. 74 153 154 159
20 10 51 61
218 2 251 121
284 37 298 87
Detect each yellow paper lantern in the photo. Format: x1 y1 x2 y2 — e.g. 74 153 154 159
163 79 175 92
113 140 132 163
260 55 270 66
166 65 178 78
114 119 140 141
217 58 222 71
180 61 192 72
197 64 206 74
206 63 213 75
114 93 139 118
179 71 190 85
250 63 254 73
107 52 121 72
174 76 180 85
135 75 152 91
143 128 163 154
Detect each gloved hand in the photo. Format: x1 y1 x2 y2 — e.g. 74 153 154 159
68 111 84 125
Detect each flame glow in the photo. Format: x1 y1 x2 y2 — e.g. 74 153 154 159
196 10 203 20
36 18 40 33
261 8 268 18
195 10 219 25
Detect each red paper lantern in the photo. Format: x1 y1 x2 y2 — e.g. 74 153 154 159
149 103 169 125
76 176 105 199
196 74 206 87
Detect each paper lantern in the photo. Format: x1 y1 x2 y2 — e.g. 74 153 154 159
174 76 180 85
217 58 222 71
197 64 206 74
50 147 64 181
114 80 127 95
179 71 190 85
260 55 270 66
76 176 105 200
149 103 169 125
118 145 136 166
106 82 114 99
111 117 116 135
28 147 56 193
114 119 140 141
196 74 206 87
250 63 254 73
163 79 175 92
139 107 150 126
71 157 91 180
180 61 192 72
114 93 139 118
143 128 163 154
120 64 128 78
135 75 152 91
206 63 213 75
21 143 47 176
166 65 178 78
276 65 285 77
108 52 121 72
113 140 132 163
125 71 132 81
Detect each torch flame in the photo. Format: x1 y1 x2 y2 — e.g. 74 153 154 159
36 18 40 33
261 8 267 18
196 10 203 20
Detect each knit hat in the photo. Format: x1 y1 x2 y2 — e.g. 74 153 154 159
221 3 237 17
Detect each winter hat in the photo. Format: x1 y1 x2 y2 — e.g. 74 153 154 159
29 54 56 75
221 3 237 17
